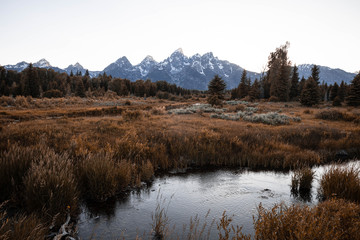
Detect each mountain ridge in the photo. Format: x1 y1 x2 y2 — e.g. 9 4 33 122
3 50 356 90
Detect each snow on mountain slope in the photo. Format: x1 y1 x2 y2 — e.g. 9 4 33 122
2 52 356 90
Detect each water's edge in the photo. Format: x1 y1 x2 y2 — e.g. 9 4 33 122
77 163 341 239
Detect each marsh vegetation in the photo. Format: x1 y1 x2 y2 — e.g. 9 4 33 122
0 95 360 239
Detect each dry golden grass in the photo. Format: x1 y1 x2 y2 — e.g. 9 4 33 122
318 164 360 203
291 167 314 196
254 199 360 240
0 212 47 240
217 211 251 240
77 152 132 202
0 145 38 202
23 149 79 218
0 98 360 239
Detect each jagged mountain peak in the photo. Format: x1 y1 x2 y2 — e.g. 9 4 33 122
202 52 214 58
34 58 51 68
3 50 356 90
173 48 184 55
115 56 132 66
141 55 156 64
73 62 83 68
66 62 84 70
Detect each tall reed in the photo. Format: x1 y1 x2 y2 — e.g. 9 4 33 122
254 199 360 240
77 152 132 202
318 164 360 203
23 149 79 218
0 145 37 202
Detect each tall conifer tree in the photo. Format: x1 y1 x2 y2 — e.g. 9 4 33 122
207 75 226 106
237 70 248 98
267 42 291 101
311 65 320 85
300 77 320 106
22 63 40 97
289 65 299 100
346 72 360 106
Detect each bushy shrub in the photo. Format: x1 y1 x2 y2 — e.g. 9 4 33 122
269 96 280 102
318 164 360 203
315 110 356 122
244 107 258 113
226 100 250 105
210 113 240 121
123 110 142 121
242 112 301 125
168 103 225 115
0 96 15 106
333 96 342 106
156 91 170 99
168 108 195 115
43 89 63 98
14 96 29 108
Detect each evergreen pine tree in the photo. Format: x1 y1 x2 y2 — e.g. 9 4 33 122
22 63 40 97
330 82 339 101
75 78 86 97
333 96 342 106
207 75 226 106
70 70 74 77
300 77 320 106
267 42 291 101
311 65 320 85
338 81 347 102
0 80 6 96
289 65 299 100
237 70 249 98
270 63 291 101
0 66 6 96
299 76 306 95
249 79 260 101
230 88 238 99
346 72 360 106
85 69 90 77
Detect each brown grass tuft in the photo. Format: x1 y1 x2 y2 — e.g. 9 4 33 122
254 199 360 240
77 152 131 202
316 110 357 122
23 149 79 218
0 145 37 202
291 167 314 196
0 212 47 240
140 160 154 182
122 110 142 121
318 164 360 203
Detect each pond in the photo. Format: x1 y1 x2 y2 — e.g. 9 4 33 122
78 165 329 239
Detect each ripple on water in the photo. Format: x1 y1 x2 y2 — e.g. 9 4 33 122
78 162 359 239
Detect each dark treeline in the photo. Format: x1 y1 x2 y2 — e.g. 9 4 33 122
230 42 360 106
0 63 198 99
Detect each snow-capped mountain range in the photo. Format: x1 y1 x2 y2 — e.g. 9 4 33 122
102 48 261 90
3 49 356 90
4 59 100 78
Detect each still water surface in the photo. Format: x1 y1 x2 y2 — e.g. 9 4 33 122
78 166 329 239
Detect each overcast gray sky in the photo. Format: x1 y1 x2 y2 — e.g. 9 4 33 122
0 0 359 73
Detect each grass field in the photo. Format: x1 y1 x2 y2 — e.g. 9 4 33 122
1 95 360 239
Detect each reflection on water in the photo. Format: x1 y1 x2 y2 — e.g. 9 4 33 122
78 166 327 239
